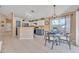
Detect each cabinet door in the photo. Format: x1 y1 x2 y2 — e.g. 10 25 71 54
38 20 44 26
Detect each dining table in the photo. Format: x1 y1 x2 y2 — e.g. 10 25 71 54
48 32 61 46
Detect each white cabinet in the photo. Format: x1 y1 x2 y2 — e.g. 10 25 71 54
18 27 34 40
30 20 45 26
6 23 12 31
39 20 45 26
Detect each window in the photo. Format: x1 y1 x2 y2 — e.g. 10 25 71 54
52 19 59 25
51 17 66 34
59 18 65 25
59 18 65 29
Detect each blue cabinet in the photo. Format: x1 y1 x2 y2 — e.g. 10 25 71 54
35 29 44 35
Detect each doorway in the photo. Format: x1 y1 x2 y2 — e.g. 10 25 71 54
16 21 21 36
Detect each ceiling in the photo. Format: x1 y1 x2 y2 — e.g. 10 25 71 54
0 5 79 20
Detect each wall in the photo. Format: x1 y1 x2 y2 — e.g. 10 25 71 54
44 19 50 31
0 14 13 36
6 18 12 32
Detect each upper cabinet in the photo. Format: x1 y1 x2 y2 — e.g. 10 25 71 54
30 20 45 26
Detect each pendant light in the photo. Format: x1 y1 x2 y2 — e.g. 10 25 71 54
53 5 56 19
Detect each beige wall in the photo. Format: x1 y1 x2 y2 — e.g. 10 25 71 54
6 18 12 23
44 19 50 31
0 14 13 35
6 18 13 36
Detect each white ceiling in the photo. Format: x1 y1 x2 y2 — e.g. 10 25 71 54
0 5 79 20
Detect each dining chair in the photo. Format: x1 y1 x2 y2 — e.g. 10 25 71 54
44 31 58 49
44 31 49 46
59 33 71 49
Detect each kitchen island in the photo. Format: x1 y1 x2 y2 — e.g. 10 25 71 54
18 27 34 40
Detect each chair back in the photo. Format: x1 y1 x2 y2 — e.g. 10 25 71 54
66 33 70 41
44 31 50 40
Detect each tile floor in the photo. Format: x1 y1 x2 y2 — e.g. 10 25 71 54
0 33 79 53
